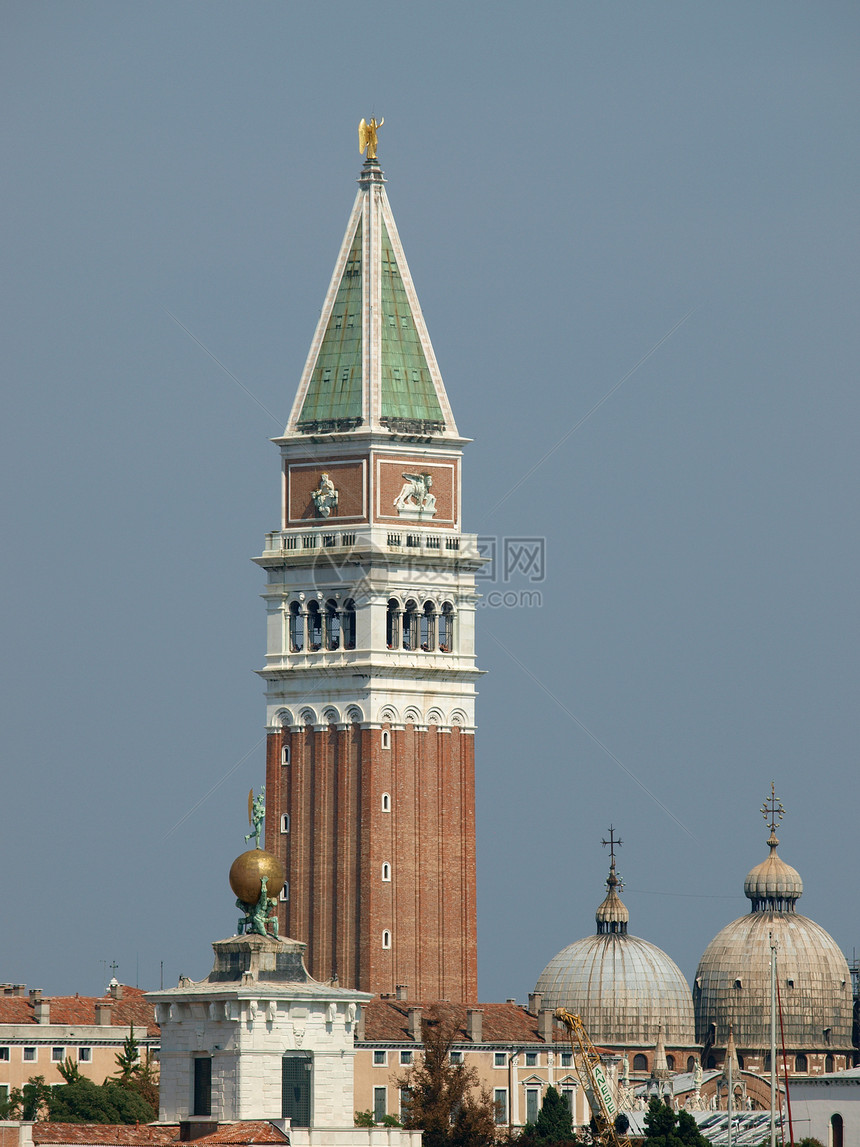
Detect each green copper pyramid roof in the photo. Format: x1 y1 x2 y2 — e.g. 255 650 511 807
379 220 443 424
297 223 363 426
288 157 458 438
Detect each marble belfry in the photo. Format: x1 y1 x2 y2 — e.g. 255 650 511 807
256 143 483 1000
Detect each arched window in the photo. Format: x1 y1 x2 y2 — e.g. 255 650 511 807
306 601 322 651
381 792 391 812
825 1054 834 1073
795 1054 808 1073
403 600 419 650
736 1053 744 1069
665 1055 675 1070
439 602 454 652
342 599 356 650
281 744 290 766
289 602 303 652
687 1057 696 1073
280 814 290 834
386 599 401 649
420 602 435 651
382 730 391 750
832 1113 844 1147
324 599 340 650
382 863 391 882
633 1054 648 1072
382 930 391 950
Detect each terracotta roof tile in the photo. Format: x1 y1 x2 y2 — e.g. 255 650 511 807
0 987 158 1038
361 999 571 1045
32 1126 178 1146
192 1123 289 1144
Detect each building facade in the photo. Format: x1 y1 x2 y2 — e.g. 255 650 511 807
258 151 483 1001
0 982 159 1103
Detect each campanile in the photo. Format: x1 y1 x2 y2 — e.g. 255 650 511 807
257 140 482 1001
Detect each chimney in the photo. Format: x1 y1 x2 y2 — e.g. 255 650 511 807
466 1009 483 1043
14 985 27 997
95 1001 113 1025
528 992 542 1015
34 997 51 1025
395 984 408 1001
109 981 124 1001
408 1007 423 1041
538 1009 555 1043
506 997 517 1005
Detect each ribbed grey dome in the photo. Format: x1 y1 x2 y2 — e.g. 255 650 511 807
535 931 696 1047
695 794 851 1052
534 849 694 1047
694 911 851 1050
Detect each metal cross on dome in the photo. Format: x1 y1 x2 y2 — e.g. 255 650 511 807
761 781 786 834
602 825 622 866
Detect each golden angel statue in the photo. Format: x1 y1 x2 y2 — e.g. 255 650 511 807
359 116 384 159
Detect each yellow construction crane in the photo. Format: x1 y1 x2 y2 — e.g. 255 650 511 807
554 1009 630 1147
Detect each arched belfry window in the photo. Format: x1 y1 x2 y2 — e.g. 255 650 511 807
386 599 401 650
439 603 455 652
324 599 340 651
342 599 356 650
420 602 436 651
289 602 303 652
306 601 322 651
403 600 419 651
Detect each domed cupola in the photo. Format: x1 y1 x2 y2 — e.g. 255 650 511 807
534 829 695 1050
694 785 852 1066
743 819 803 912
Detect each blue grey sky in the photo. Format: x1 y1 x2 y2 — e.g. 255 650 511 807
2 2 858 1003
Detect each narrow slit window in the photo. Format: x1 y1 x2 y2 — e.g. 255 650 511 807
281 745 290 766
382 731 391 750
382 930 391 949
381 792 391 811
280 814 290 834
382 862 391 882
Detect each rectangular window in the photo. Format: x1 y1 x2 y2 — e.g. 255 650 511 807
52 1047 65 1062
23 1047 36 1062
373 1086 387 1123
561 1052 573 1067
193 1057 212 1117
373 1049 386 1066
400 1050 413 1065
562 1089 574 1113
0 1085 7 1106
494 1052 506 1068
0 1047 9 1061
526 1088 539 1124
78 1047 92 1062
525 1052 537 1067
399 1086 411 1120
494 1088 508 1125
450 1050 463 1065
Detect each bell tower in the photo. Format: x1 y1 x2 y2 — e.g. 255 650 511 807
256 143 482 1001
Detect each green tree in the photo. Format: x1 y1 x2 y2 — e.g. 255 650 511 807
534 1085 574 1144
642 1097 709 1147
57 1058 81 1084
0 1077 54 1121
397 1008 496 1147
114 1026 140 1084
46 1077 156 1124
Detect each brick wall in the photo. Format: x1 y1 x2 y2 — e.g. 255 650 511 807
266 723 477 1001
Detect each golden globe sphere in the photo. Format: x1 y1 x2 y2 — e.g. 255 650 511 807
229 849 285 905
